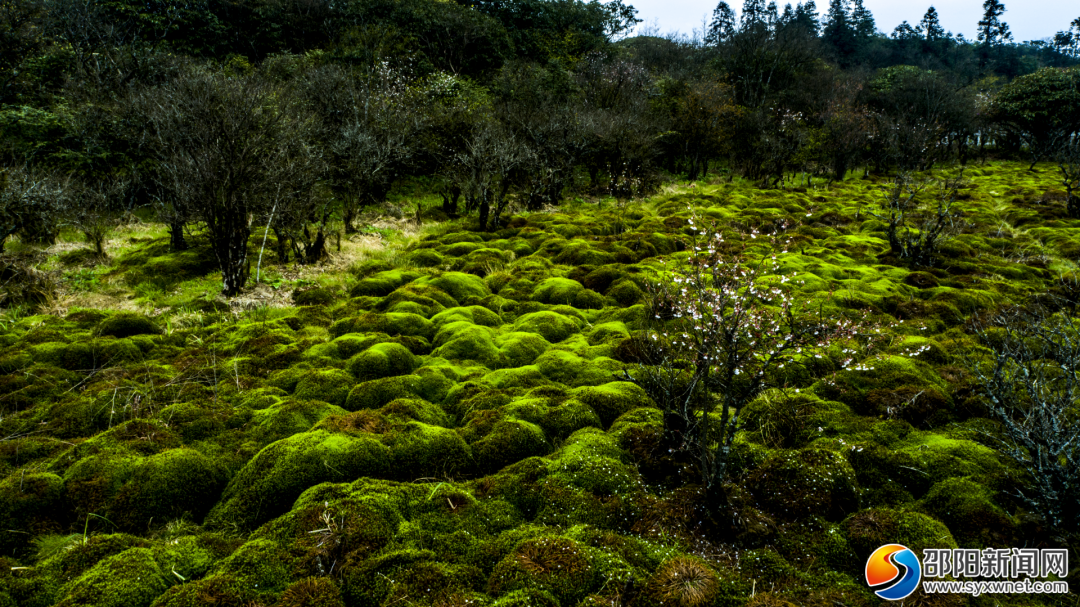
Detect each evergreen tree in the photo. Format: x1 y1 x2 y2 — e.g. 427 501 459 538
793 1 820 35
977 0 1012 46
892 20 918 41
766 1 779 26
919 6 945 40
823 0 856 59
851 0 875 38
741 0 768 30
705 1 739 45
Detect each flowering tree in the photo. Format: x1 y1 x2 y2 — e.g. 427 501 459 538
626 215 872 506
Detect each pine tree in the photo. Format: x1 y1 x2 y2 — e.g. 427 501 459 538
742 0 768 30
977 0 1012 46
793 0 820 35
823 0 856 58
766 1 779 26
851 0 875 38
705 1 738 45
919 6 945 40
892 20 918 41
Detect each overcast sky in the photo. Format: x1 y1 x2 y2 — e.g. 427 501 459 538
628 0 1078 44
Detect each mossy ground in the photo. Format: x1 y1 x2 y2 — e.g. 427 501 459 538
0 163 1074 606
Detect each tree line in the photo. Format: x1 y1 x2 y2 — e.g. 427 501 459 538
1 0 1078 295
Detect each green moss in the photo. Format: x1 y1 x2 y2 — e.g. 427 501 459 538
546 429 636 495
431 324 497 367
329 312 435 341
293 368 354 407
345 374 449 411
206 430 391 530
349 270 422 297
250 397 349 443
96 313 161 338
432 305 503 328
916 476 1016 547
495 332 552 368
512 311 579 343
471 420 550 473
535 350 622 387
277 577 345 607
605 279 643 306
748 448 860 521
379 398 451 426
416 272 491 304
385 421 473 479
111 448 228 531
62 453 141 525
843 507 957 560
572 382 653 428
0 472 65 557
150 536 214 583
292 287 337 306
347 342 419 382
487 536 600 605
55 547 169 607
531 278 584 305
406 249 445 267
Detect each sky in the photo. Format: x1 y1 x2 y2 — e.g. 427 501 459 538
627 0 1078 44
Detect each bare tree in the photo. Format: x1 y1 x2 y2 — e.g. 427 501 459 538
445 118 530 231
301 63 427 233
968 307 1080 537
136 69 315 295
63 174 130 258
0 164 65 251
623 217 871 508
1053 137 1080 218
871 170 965 268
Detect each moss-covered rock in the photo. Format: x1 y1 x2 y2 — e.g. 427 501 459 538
385 421 473 479
111 448 228 531
434 323 500 366
416 272 491 304
496 332 552 368
345 374 450 411
471 419 550 473
347 342 419 382
572 382 653 428
916 476 1016 548
349 270 422 297
513 311 579 343
843 507 957 560
96 313 161 338
207 430 391 530
487 536 599 605
55 547 169 607
0 472 66 556
293 368 354 407
247 397 344 443
748 448 860 521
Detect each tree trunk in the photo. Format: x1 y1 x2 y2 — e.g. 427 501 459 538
169 221 188 252
213 215 252 297
478 196 490 232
